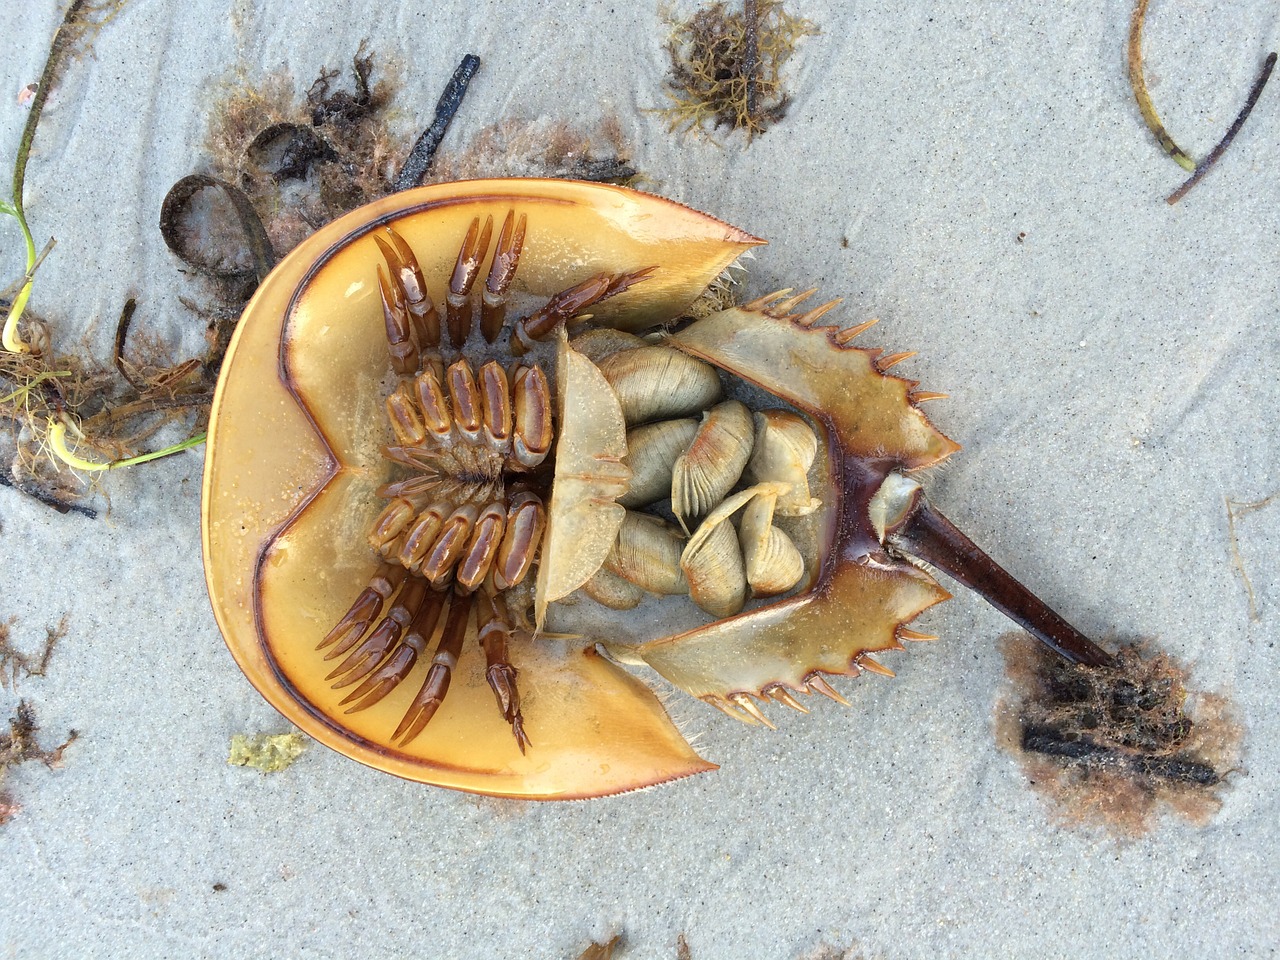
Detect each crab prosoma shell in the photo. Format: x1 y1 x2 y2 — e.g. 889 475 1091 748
201 178 958 799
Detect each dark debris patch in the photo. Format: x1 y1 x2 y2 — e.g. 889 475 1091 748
0 699 78 826
997 634 1242 837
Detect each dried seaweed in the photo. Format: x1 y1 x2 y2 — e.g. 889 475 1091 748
998 635 1241 837
659 0 817 140
0 616 66 690
422 116 638 185
0 699 78 826
1 303 210 498
0 2 206 502
196 48 402 261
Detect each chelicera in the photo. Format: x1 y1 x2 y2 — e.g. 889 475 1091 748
202 179 1111 799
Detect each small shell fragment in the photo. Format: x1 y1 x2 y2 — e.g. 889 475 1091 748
671 400 754 532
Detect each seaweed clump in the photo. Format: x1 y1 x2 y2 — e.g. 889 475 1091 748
998 635 1242 836
660 0 817 140
190 45 401 268
1 699 77 825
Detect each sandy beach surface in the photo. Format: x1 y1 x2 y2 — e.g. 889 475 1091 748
1 1 1277 957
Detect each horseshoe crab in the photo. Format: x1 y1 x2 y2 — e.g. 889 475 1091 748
202 178 1111 799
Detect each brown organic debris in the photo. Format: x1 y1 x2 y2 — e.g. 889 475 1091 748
196 46 400 263
0 699 78 825
659 0 817 140
2 1 204 506
577 934 623 960
182 49 634 316
998 634 1242 837
0 616 66 690
1 306 209 503
423 116 638 186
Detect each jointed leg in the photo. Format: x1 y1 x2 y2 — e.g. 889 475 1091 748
476 586 530 752
447 216 494 346
509 266 657 356
337 587 449 714
395 590 474 745
481 210 527 343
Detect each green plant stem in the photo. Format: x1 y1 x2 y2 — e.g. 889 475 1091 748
3 0 93 352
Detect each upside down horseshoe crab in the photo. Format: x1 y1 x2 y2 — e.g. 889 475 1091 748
202 178 1113 799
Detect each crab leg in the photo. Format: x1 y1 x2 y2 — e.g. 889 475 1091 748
385 382 427 446
415 367 454 442
891 492 1114 667
397 502 450 572
481 210 527 343
509 364 553 469
395 590 473 745
490 491 545 591
326 577 429 683
478 361 513 455
369 499 417 558
318 562 407 652
446 359 483 443
446 215 494 346
476 586 530 752
338 588 449 714
377 263 419 376
455 502 508 593
509 266 658 356
420 504 480 587
375 229 440 351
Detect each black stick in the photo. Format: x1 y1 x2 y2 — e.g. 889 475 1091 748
394 54 481 192
1168 52 1276 205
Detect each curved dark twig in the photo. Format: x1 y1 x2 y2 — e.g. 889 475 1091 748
1167 52 1277 205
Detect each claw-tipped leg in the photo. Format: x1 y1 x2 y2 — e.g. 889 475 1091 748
481 210 527 343
509 266 657 356
319 563 407 655
338 588 449 713
325 578 429 685
476 587 530 752
375 229 441 353
447 215 494 346
395 591 473 746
